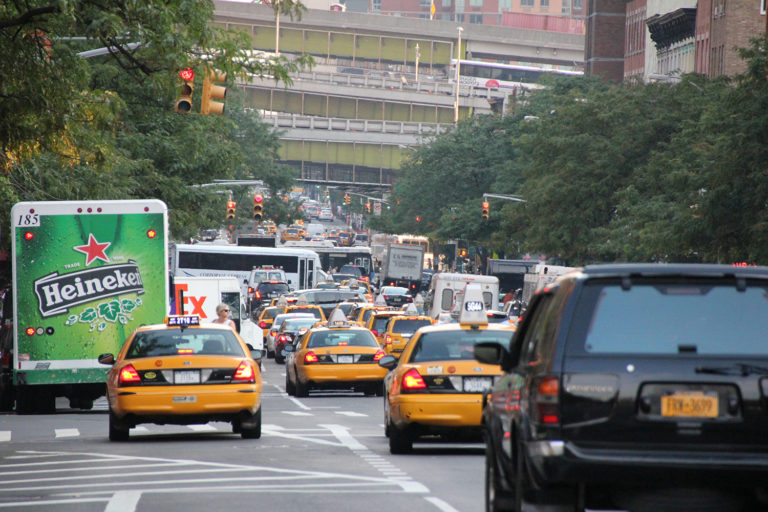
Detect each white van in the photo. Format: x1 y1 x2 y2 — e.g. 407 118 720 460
424 273 499 320
172 276 264 350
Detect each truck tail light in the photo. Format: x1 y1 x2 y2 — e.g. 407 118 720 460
304 351 319 364
119 364 141 385
233 361 256 383
402 368 427 392
533 376 560 425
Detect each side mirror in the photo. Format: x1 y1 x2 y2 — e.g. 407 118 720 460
378 355 397 370
284 344 296 353
250 348 264 360
98 353 115 365
474 342 513 372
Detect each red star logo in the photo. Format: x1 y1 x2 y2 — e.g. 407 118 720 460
73 234 111 266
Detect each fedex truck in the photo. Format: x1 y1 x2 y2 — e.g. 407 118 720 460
2 200 168 413
172 276 263 351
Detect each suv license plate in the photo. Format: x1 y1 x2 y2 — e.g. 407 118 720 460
463 377 492 393
338 355 354 364
174 370 201 384
661 392 718 418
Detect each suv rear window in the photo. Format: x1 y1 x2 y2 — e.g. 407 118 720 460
390 319 431 335
576 281 768 355
257 283 289 295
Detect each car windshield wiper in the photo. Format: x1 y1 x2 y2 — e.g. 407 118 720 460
695 363 768 376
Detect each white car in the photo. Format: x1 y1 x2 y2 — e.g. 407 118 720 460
318 209 334 222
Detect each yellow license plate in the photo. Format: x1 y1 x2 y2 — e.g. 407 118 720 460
661 392 718 418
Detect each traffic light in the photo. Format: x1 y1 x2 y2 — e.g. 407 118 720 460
201 69 227 115
365 202 371 213
226 200 236 220
253 194 264 221
325 190 331 200
482 201 490 220
415 215 421 222
344 194 351 205
175 68 194 113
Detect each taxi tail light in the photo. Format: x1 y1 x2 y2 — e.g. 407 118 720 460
373 350 385 361
402 368 427 392
371 330 378 337
384 335 392 345
304 351 319 364
259 321 267 329
233 361 256 383
119 364 141 385
533 376 560 425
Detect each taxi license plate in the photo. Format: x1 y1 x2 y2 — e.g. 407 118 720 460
463 377 492 393
174 370 200 384
661 392 718 418
338 355 354 364
172 396 197 403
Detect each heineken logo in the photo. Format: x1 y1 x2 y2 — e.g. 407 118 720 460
34 261 145 318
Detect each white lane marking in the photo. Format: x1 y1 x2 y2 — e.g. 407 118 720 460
186 425 218 432
133 426 149 432
261 426 343 447
319 424 367 450
334 411 368 417
282 411 313 416
424 496 461 512
0 498 108 508
54 429 79 438
8 467 248 484
104 491 142 512
0 462 183 477
288 396 311 410
0 432 10 442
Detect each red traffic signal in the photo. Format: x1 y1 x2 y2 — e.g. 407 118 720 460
226 200 236 220
415 216 421 222
482 201 490 220
178 68 195 81
254 194 263 203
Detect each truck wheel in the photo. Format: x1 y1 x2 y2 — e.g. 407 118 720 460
109 412 130 441
388 423 412 454
241 408 262 439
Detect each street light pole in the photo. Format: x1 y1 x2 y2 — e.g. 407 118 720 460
275 0 281 57
454 26 463 124
415 43 420 82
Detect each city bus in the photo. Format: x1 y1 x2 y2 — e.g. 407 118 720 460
450 59 583 91
283 241 374 277
172 244 322 292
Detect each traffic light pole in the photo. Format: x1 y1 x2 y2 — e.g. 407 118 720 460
482 193 526 203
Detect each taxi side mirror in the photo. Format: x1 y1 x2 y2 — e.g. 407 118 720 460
98 353 115 365
284 344 296 353
378 355 397 370
250 348 264 360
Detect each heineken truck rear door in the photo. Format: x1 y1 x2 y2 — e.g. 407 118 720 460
11 200 168 412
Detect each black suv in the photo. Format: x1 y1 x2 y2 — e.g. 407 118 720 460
476 264 768 512
251 281 290 309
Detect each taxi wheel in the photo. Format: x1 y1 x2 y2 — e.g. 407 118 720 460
108 412 130 442
388 424 412 454
241 408 262 439
295 378 309 397
285 373 296 396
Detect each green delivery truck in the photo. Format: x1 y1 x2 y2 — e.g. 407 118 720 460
4 200 168 413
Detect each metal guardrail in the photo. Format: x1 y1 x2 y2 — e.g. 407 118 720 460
263 113 453 136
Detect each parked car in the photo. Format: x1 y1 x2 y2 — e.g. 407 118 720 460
476 264 768 512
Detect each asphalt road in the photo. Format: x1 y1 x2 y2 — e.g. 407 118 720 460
0 360 485 512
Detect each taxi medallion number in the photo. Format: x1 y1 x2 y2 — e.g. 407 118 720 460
661 391 718 418
463 377 492 393
338 355 354 364
174 370 201 384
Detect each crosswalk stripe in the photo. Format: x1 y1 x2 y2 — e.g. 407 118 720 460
335 411 368 417
0 432 10 442
54 429 80 438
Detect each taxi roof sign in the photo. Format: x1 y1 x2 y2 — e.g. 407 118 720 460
404 303 419 315
414 293 425 305
374 294 387 306
166 315 200 327
276 296 289 307
326 308 349 327
458 284 488 328
295 294 309 306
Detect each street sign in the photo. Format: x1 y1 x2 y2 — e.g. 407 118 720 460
374 202 382 216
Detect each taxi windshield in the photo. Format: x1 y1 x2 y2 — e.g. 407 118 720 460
391 319 431 335
409 330 514 362
372 316 396 333
307 330 378 348
126 329 245 358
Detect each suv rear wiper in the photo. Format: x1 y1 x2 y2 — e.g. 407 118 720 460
695 363 768 376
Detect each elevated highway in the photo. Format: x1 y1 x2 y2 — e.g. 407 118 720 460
213 1 584 189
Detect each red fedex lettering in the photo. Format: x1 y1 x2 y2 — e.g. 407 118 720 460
189 295 207 318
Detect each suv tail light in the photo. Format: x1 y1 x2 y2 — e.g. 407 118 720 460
119 364 141 385
255 291 262 299
533 376 560 425
304 351 319 364
233 361 256 383
402 368 427 392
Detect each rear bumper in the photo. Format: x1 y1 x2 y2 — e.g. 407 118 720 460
393 393 484 428
526 440 768 487
302 364 387 385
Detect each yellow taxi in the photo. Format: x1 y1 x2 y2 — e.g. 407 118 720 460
98 316 263 441
284 304 326 323
381 306 433 359
257 305 285 339
280 227 303 243
378 284 512 453
284 310 387 397
262 220 277 234
342 279 374 302
351 304 390 327
365 310 403 345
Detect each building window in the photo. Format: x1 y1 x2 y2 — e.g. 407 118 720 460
541 0 549 7
573 0 581 9
499 0 511 9
456 13 465 21
561 0 570 14
470 13 483 22
521 0 533 7
469 0 483 6
373 0 381 9
442 0 451 6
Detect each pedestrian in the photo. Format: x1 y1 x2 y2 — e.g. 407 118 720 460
212 303 236 329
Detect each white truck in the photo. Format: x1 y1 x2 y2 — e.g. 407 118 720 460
3 200 168 413
382 243 424 291
172 276 263 351
424 273 499 320
521 264 576 305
